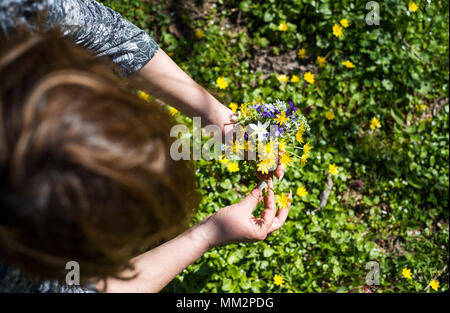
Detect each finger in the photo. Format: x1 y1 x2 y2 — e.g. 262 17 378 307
275 152 285 180
275 164 285 181
268 191 292 233
239 181 265 214
260 178 276 230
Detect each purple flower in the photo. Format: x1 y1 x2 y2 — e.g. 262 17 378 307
287 101 298 116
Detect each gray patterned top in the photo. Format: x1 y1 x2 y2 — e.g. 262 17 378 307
0 0 160 292
0 0 160 75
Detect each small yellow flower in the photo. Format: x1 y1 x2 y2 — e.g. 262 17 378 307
416 104 428 112
233 140 245 155
277 74 289 83
216 77 229 89
429 280 440 291
167 51 175 57
194 29 205 39
240 107 250 118
333 24 343 37
317 56 327 67
229 102 238 112
219 155 230 165
280 153 293 168
291 75 300 83
227 162 239 173
278 22 288 31
370 117 381 130
297 186 308 197
278 138 287 152
409 2 418 12
257 157 277 174
304 72 315 84
340 18 349 28
275 111 288 125
138 90 150 102
273 274 284 286
325 111 335 120
296 130 304 144
263 141 277 157
303 141 312 154
342 60 356 68
169 107 179 116
297 48 306 59
276 193 292 210
402 268 412 279
300 153 309 167
329 163 339 175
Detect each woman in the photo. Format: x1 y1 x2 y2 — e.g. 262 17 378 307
0 7 291 293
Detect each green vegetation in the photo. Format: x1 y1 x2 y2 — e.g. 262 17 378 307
100 0 449 292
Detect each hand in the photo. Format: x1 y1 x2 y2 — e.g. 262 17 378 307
201 178 292 249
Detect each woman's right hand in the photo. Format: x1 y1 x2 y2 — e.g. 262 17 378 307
199 178 292 249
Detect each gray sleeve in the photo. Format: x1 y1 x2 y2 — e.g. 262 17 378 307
0 0 159 75
0 264 98 293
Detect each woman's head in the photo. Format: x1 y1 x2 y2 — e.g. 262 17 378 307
0 31 199 284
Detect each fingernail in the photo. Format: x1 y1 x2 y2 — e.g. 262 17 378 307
258 181 268 191
288 190 293 198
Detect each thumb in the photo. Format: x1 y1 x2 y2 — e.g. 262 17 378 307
239 181 267 213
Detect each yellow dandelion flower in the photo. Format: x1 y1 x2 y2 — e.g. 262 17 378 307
370 117 381 129
317 56 327 67
273 274 284 286
194 29 205 39
296 130 304 144
229 102 238 112
340 18 349 28
280 153 293 168
298 48 306 59
276 193 292 210
325 111 335 120
402 268 412 279
298 122 305 135
300 153 309 166
409 2 418 12
333 24 343 37
277 74 289 83
304 72 315 84
257 157 277 175
138 90 150 101
297 186 308 197
278 22 288 31
216 77 229 89
219 155 230 165
275 111 288 125
233 140 245 155
291 75 300 83
329 163 339 175
263 141 277 156
227 162 239 173
303 141 312 154
279 138 287 152
429 280 440 291
342 60 356 68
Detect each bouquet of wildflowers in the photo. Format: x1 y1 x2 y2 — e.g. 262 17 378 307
221 99 311 187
